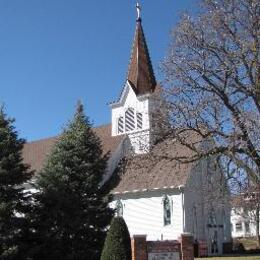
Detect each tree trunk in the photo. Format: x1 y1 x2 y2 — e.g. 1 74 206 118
256 205 260 247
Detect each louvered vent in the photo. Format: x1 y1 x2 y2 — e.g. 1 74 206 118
125 108 135 132
137 112 143 129
118 117 124 134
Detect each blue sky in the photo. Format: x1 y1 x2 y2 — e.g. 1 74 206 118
0 0 197 141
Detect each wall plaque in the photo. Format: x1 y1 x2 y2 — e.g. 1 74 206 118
148 252 180 260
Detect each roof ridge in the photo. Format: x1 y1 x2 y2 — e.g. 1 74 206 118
25 123 112 144
25 136 58 145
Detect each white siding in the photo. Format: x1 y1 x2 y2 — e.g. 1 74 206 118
111 83 150 136
184 158 231 255
112 189 184 241
110 82 153 154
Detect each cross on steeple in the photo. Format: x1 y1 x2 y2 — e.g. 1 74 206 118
136 2 141 21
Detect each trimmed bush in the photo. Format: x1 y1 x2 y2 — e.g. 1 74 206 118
101 217 132 260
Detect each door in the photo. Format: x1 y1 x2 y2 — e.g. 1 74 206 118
208 228 223 255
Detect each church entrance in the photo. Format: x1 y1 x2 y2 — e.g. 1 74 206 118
207 209 224 255
209 229 218 255
208 226 224 255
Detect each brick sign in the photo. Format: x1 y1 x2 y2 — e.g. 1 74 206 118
148 252 180 260
147 240 181 260
131 234 194 260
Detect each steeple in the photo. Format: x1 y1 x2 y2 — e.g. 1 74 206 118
111 3 159 154
127 3 157 96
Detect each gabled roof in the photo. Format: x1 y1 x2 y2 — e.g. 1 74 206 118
112 138 197 194
127 18 157 95
22 124 124 174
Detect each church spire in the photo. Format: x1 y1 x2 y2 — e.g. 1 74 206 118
127 3 157 95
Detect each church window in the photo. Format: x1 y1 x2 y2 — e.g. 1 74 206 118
222 209 226 234
209 208 217 226
116 199 123 217
235 222 242 232
163 195 171 226
125 108 135 132
137 112 143 129
193 206 198 236
118 116 124 134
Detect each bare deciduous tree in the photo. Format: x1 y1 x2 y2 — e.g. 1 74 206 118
160 0 260 184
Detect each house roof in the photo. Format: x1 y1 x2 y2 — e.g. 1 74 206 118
127 19 157 95
22 124 124 174
112 138 196 194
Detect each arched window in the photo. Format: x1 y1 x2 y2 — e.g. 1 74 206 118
116 199 123 217
163 195 171 226
136 112 143 129
193 205 198 236
222 209 227 239
125 108 135 132
118 116 124 134
209 208 217 226
222 209 226 233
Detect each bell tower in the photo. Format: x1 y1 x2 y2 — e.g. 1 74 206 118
110 3 159 154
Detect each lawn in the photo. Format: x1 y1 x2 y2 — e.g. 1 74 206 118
196 256 260 260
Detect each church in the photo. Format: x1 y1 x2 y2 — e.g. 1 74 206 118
22 4 232 256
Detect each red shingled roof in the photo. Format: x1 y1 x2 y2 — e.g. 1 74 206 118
23 124 124 174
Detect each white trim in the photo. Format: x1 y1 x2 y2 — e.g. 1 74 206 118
110 80 151 108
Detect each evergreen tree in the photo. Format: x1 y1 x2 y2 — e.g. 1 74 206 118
0 107 33 259
31 102 113 260
101 217 132 260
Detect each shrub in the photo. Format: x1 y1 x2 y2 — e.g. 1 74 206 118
101 217 132 260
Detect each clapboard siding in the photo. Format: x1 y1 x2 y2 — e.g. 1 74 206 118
112 189 184 240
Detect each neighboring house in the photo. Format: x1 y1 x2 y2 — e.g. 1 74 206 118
231 196 260 238
22 9 232 256
231 208 255 238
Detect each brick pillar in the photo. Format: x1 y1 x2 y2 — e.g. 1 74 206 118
180 233 194 260
131 235 147 260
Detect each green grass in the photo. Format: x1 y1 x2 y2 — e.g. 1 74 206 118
196 256 260 260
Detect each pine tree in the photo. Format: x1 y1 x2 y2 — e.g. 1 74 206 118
101 217 132 260
0 107 33 259
31 102 113 260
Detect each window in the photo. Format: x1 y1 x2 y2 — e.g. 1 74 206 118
209 208 217 226
193 206 198 236
125 108 135 132
118 116 124 134
245 222 250 233
222 209 226 234
236 222 242 232
163 195 171 226
244 208 249 216
137 112 143 129
206 158 215 185
116 200 123 217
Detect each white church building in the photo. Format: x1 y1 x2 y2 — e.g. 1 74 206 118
22 6 232 256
